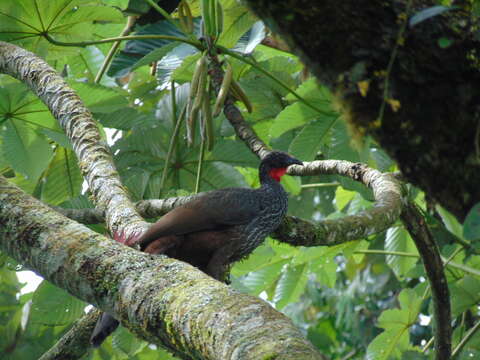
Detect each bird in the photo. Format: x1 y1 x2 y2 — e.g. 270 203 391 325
90 150 302 346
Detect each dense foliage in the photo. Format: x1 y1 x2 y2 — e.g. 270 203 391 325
0 0 479 359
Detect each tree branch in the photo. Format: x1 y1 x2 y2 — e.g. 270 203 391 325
401 202 451 360
55 160 403 248
208 58 271 159
0 41 147 239
0 176 323 360
38 309 100 360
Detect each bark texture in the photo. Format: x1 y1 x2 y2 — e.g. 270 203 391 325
244 0 480 221
401 202 451 360
0 41 147 238
0 176 322 360
56 159 404 248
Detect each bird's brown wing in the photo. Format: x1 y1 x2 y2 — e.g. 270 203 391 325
138 188 260 249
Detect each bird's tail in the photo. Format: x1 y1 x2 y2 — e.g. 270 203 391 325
90 312 119 347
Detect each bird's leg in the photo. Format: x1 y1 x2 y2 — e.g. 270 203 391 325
206 243 237 283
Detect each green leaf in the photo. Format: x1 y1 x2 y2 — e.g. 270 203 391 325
210 139 258 167
370 147 395 172
97 108 157 130
335 187 356 211
327 118 361 162
400 350 428 360
285 78 333 103
437 206 464 238
41 147 83 205
307 247 340 288
66 46 117 87
281 174 301 196
239 77 283 122
157 44 199 89
240 259 289 296
131 42 180 71
198 162 248 190
1 120 53 181
270 102 320 138
232 244 278 276
384 227 419 280
171 51 203 84
39 129 72 149
217 0 257 48
122 167 151 200
274 263 308 309
104 0 129 10
366 328 409 360
450 276 480 317
112 326 146 357
68 81 128 113
367 289 421 360
380 289 422 328
0 0 123 56
108 19 189 77
256 57 301 95
0 83 59 131
289 117 338 161
463 203 480 241
438 37 454 48
232 21 266 54
30 281 86 326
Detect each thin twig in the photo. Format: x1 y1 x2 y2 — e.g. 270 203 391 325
43 32 200 49
452 319 480 357
94 16 137 83
159 103 186 197
301 182 340 189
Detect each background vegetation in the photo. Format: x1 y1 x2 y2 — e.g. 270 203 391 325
0 0 479 359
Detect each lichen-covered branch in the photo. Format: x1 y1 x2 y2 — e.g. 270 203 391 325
38 309 100 360
0 176 323 360
0 41 147 239
55 160 403 248
401 202 451 360
276 161 402 245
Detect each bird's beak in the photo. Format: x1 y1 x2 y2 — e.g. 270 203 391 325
289 158 303 166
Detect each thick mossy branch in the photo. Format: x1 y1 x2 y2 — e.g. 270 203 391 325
278 160 402 245
243 0 480 221
0 176 322 360
0 41 147 238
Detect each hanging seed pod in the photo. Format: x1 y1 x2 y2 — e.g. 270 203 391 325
201 0 213 37
187 56 208 146
202 92 215 150
230 79 253 113
213 61 233 117
215 1 223 38
178 0 194 34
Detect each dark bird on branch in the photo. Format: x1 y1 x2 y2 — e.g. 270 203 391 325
90 151 302 347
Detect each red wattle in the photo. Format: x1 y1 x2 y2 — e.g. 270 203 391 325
269 167 287 182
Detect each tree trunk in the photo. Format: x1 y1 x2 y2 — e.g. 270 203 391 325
245 0 480 221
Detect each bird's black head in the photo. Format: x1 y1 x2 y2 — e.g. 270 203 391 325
259 151 303 182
